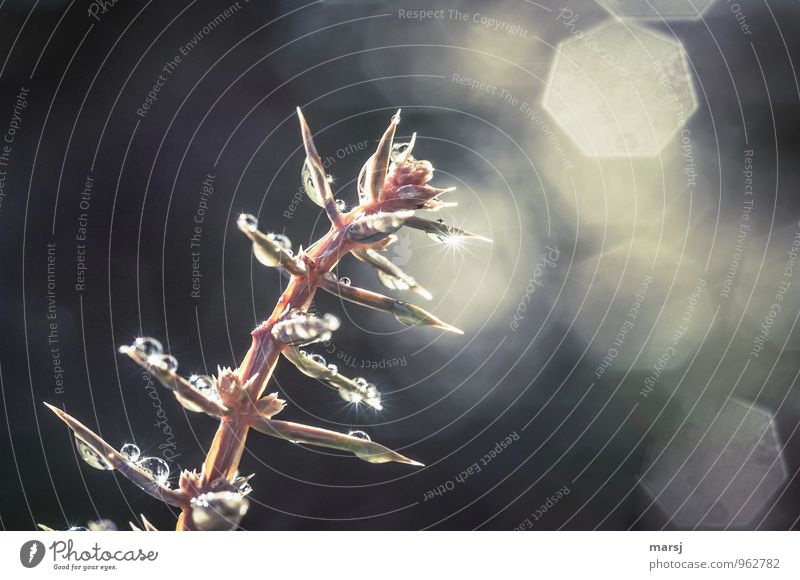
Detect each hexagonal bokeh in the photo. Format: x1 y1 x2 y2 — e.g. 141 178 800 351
544 20 697 157
601 0 716 20
639 399 788 529
732 223 800 353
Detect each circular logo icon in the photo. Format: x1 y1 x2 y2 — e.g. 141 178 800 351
20 540 45 568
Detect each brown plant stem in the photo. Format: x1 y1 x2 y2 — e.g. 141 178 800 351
196 221 361 523
176 509 193 531
45 109 474 532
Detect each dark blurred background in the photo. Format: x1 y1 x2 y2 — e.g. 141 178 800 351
1 0 799 530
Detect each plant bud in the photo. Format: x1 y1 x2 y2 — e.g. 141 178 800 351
361 109 399 203
190 491 250 531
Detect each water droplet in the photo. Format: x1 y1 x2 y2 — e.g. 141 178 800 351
354 377 369 391
391 141 412 162
428 219 451 243
68 526 89 531
340 390 363 405
347 211 412 243
268 233 292 252
339 276 351 285
348 430 371 442
309 353 326 366
76 438 113 470
302 161 325 207
189 374 213 390
157 354 178 373
191 492 249 531
378 270 411 291
366 392 383 411
133 337 163 357
336 199 347 211
234 476 253 496
237 213 258 233
120 443 141 462
87 519 117 531
136 456 170 485
327 363 338 374
272 311 341 347
427 232 449 244
189 374 219 401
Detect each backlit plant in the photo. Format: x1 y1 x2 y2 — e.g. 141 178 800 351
44 109 490 531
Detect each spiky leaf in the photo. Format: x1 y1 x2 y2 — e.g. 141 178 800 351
250 418 423 466
45 404 184 507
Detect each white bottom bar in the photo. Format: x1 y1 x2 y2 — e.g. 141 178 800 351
1 531 797 578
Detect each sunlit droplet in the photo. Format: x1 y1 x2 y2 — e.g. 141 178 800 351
340 390 363 405
267 233 292 252
237 213 258 234
87 519 117 531
136 456 170 485
191 491 249 531
157 354 179 373
390 141 413 163
120 443 141 462
339 276 351 285
237 480 253 496
133 337 163 357
76 438 113 470
347 211 413 244
378 270 411 291
189 374 219 402
348 430 371 441
271 311 340 347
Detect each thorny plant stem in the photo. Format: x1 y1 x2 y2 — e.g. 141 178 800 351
192 221 361 529
45 109 482 531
